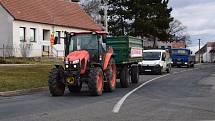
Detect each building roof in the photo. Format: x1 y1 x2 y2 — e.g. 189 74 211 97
207 42 215 47
0 0 102 31
195 42 214 54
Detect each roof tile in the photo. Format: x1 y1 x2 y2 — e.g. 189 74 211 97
0 0 102 31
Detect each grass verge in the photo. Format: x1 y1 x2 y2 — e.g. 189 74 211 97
0 65 52 92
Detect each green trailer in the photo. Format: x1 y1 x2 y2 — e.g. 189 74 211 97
105 36 144 88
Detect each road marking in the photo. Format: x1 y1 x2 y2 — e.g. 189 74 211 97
112 68 199 113
112 74 170 113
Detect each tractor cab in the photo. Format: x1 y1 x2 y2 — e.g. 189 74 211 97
64 31 107 64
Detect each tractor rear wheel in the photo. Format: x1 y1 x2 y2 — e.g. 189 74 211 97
104 58 117 92
131 65 139 84
120 65 129 88
48 66 65 96
88 67 104 96
68 82 82 93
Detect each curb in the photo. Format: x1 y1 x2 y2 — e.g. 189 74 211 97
0 64 52 66
0 87 48 97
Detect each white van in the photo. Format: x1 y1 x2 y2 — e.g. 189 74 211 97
138 49 172 74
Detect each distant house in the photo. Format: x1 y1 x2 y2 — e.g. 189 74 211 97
195 42 215 63
0 0 102 57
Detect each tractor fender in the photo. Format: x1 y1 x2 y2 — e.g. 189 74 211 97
103 47 114 71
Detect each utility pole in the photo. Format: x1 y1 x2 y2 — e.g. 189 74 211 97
101 0 108 32
198 39 201 63
104 5 108 32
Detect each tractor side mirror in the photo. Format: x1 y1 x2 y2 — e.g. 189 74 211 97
102 38 107 43
102 35 107 43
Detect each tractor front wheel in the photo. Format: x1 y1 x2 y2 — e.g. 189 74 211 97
48 67 65 96
104 58 117 92
88 67 104 96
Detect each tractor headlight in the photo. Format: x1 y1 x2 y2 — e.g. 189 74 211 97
65 65 69 68
72 60 80 64
185 62 188 65
73 65 77 68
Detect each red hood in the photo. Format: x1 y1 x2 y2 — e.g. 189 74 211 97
66 50 89 62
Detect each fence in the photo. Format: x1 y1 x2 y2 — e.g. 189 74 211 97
0 44 64 58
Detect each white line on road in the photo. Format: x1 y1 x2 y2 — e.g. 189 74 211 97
112 68 199 113
112 74 169 113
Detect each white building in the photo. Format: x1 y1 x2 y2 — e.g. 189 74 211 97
0 0 102 57
195 42 215 63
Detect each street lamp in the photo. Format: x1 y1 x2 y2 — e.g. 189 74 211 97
198 39 201 63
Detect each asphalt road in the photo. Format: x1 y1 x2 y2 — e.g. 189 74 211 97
0 64 215 121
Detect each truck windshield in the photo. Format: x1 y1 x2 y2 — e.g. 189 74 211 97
143 52 161 60
172 49 189 56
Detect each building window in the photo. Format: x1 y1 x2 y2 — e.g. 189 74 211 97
30 28 36 42
19 27 26 42
43 29 50 41
55 31 61 44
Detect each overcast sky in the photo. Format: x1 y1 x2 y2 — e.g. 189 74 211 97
169 0 215 52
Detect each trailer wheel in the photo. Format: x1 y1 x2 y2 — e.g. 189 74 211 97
131 65 139 84
104 58 116 92
48 67 65 96
88 67 104 96
68 83 82 93
120 65 129 88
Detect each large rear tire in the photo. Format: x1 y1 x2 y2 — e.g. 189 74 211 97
120 65 129 88
104 58 117 92
48 66 65 96
88 67 104 96
131 65 139 84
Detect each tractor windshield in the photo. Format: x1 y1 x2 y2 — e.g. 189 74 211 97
69 34 102 52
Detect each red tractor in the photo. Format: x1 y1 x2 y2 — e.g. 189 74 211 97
48 31 116 96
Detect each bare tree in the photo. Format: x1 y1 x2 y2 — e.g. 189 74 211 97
80 0 102 23
168 20 191 45
19 41 32 58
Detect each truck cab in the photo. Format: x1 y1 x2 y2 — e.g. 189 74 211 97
171 48 194 68
139 49 171 74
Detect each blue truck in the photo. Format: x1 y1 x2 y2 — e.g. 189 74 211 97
171 48 195 68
